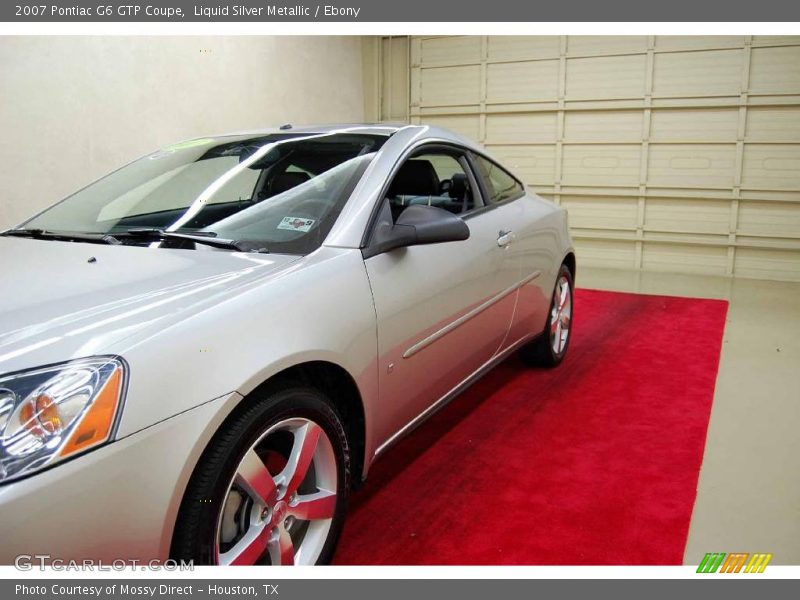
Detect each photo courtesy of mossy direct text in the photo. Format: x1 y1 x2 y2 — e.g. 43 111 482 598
193 4 361 18
16 584 273 597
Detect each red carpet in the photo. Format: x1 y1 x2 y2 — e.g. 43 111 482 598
334 289 728 565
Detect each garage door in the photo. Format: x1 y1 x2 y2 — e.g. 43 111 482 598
373 36 800 282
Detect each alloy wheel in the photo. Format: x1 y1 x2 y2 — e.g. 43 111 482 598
214 418 337 565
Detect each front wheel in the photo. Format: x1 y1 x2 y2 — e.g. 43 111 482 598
520 264 573 367
171 385 350 565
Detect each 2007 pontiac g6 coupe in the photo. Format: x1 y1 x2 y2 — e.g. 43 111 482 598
0 125 574 565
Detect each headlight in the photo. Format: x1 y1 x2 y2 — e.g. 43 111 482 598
0 356 126 483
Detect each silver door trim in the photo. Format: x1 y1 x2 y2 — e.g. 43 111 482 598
402 270 541 360
374 323 543 459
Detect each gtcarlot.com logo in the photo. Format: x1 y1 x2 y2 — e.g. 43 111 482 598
14 554 193 571
697 552 772 573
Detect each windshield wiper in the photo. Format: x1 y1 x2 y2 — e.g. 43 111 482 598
1 228 122 245
2 227 268 253
115 228 268 253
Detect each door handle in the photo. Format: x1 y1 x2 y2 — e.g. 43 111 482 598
497 230 515 247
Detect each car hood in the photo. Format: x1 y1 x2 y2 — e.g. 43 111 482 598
0 237 300 374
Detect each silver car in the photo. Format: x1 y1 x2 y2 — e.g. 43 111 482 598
0 124 574 566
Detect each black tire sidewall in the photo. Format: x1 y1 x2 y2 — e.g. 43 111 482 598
171 386 350 565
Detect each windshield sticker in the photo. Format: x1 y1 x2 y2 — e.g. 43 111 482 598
278 217 315 233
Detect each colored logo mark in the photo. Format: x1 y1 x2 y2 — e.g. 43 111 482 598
697 552 773 573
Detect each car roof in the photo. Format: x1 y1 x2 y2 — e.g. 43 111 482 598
202 123 480 151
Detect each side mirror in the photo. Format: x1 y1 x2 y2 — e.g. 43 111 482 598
367 204 470 257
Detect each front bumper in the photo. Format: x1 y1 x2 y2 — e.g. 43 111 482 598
0 392 238 564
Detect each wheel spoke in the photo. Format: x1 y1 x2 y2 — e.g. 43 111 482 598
289 489 337 521
553 321 561 352
559 281 569 310
279 423 321 497
222 524 270 566
235 448 278 505
268 527 295 566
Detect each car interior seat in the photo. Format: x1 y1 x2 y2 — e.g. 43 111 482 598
448 172 471 212
270 171 311 196
387 159 475 220
387 159 440 221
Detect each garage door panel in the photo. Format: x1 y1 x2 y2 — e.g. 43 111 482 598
655 36 746 51
487 36 560 62
645 198 730 234
738 201 800 237
749 47 800 94
642 243 728 275
420 37 481 65
487 60 559 103
752 36 800 46
574 239 636 269
421 115 481 141
653 49 742 97
566 55 646 100
650 108 739 142
746 107 800 141
567 36 648 56
420 65 481 106
735 247 800 281
562 144 641 186
560 195 639 230
399 36 800 281
485 112 557 143
487 144 556 185
742 144 800 190
563 110 643 142
648 144 736 188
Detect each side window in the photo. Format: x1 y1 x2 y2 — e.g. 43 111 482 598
385 151 476 223
475 155 524 205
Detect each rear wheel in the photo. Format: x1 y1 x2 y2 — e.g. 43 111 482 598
520 263 573 367
171 385 350 565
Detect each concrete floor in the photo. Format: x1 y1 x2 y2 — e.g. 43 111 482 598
577 268 800 565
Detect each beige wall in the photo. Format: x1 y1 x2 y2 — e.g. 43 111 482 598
369 36 800 282
0 36 365 229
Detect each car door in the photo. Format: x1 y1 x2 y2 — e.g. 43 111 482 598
363 145 522 446
471 153 557 351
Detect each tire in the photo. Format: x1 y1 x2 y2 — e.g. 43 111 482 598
520 263 574 368
171 384 350 565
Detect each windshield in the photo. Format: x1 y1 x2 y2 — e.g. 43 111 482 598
20 132 387 255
